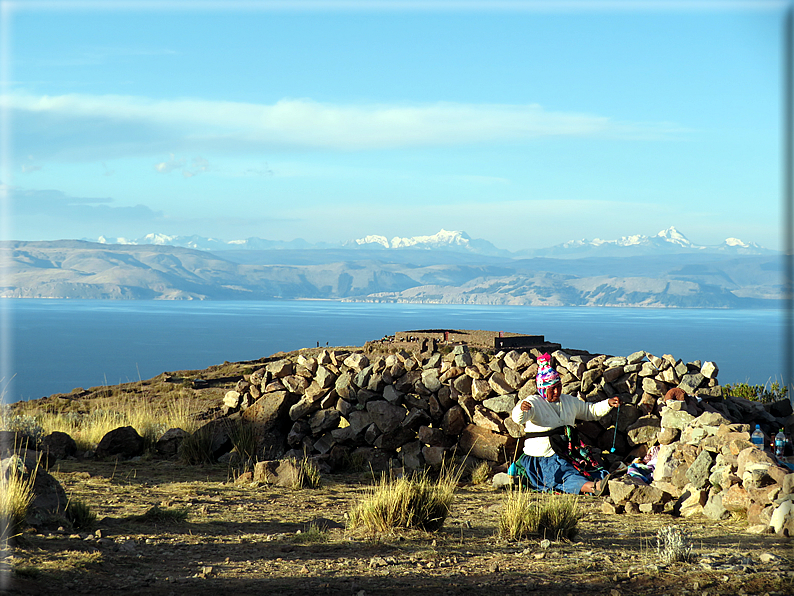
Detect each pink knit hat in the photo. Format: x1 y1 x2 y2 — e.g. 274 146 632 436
536 353 561 399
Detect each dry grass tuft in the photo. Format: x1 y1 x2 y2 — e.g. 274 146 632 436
656 525 695 563
290 457 321 489
347 469 458 533
469 461 491 485
0 456 38 542
499 488 582 541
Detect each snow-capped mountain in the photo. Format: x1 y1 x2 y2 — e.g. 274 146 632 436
347 229 508 256
518 227 773 258
93 227 772 258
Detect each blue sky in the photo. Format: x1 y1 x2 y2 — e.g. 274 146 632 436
0 0 788 252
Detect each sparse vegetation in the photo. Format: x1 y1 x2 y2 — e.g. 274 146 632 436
178 424 218 465
724 380 789 404
65 498 97 530
0 407 46 448
656 525 695 563
290 457 321 489
294 522 329 544
347 469 457 533
229 419 258 463
498 488 582 541
469 460 491 485
13 394 202 453
0 455 38 543
135 504 190 525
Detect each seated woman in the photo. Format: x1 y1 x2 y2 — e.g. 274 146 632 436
508 353 619 495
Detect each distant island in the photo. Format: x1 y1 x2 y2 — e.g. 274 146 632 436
1 227 783 308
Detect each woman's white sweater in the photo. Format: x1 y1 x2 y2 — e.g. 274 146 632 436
511 394 613 457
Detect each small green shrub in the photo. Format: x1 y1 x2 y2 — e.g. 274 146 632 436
294 522 329 544
347 469 457 533
291 457 321 489
229 420 258 462
499 489 582 541
135 505 189 525
724 381 789 404
66 499 97 530
0 410 45 447
178 426 217 465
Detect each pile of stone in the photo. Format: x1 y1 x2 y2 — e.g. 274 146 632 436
216 344 739 474
602 395 794 537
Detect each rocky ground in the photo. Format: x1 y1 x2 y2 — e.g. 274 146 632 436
2 456 792 596
3 338 793 595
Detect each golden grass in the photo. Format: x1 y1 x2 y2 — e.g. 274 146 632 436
347 469 458 533
0 456 38 542
498 488 582 541
290 457 321 489
33 393 201 452
469 460 491 485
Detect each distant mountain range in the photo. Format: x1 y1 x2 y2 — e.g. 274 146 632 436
95 227 775 258
3 228 784 307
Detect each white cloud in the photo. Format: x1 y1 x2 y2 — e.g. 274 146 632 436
154 153 185 173
4 92 688 159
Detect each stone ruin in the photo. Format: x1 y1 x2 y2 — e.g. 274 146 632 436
5 337 793 536
212 341 793 536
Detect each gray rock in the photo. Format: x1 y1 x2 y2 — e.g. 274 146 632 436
441 405 467 435
685 449 715 490
482 394 518 415
420 369 442 393
626 416 661 446
366 400 407 433
266 359 294 379
334 372 357 400
703 490 729 520
343 352 369 372
679 372 706 394
383 384 402 404
309 409 341 435
661 407 696 430
701 361 719 379
155 428 188 459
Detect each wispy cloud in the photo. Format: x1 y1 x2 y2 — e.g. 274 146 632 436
4 92 688 161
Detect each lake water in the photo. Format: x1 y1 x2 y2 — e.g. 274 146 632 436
0 299 788 403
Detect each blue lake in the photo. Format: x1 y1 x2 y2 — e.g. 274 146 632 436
0 299 788 403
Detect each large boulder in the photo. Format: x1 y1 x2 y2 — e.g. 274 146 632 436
155 428 189 459
95 426 145 460
40 431 77 463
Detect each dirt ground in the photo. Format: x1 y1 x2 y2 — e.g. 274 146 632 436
4 339 793 595
2 457 792 596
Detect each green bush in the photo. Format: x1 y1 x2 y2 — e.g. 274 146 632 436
66 499 97 530
178 425 218 465
135 505 189 525
724 381 789 404
290 457 321 489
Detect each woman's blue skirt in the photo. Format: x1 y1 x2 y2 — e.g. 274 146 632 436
508 453 607 494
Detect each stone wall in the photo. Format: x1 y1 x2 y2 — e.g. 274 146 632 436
220 343 791 478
